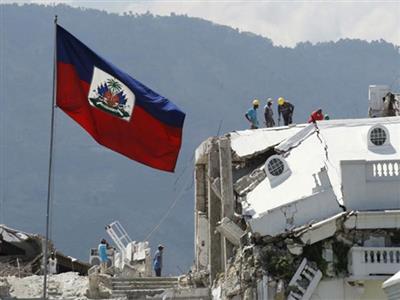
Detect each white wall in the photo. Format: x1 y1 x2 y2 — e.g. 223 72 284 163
249 188 342 236
311 279 386 300
342 160 400 211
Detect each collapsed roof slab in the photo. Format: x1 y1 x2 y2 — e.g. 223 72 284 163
230 125 305 160
195 125 304 165
246 188 343 237
0 224 90 275
295 212 347 245
0 225 42 259
0 224 31 243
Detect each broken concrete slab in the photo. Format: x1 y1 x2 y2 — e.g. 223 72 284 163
296 212 346 245
216 218 245 247
233 167 266 196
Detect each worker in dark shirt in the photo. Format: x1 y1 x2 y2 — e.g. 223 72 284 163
264 98 275 127
277 97 294 126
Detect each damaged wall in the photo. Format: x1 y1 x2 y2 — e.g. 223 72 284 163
193 119 400 299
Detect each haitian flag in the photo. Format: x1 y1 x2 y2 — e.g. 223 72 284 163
56 25 185 172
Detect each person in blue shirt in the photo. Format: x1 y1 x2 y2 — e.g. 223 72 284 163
245 99 260 129
98 238 108 273
153 244 164 277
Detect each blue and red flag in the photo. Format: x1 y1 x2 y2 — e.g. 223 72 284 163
56 25 185 172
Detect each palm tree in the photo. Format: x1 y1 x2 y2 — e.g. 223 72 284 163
107 79 122 96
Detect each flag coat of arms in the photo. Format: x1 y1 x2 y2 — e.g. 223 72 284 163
56 25 185 172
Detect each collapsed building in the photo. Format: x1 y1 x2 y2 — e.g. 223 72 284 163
0 224 90 277
193 114 400 299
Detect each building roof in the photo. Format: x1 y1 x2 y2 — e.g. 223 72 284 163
247 118 399 207
236 116 400 236
229 125 305 159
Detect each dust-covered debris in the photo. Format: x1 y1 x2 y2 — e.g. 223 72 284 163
5 272 89 299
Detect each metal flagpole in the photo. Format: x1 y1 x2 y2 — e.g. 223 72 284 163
43 15 58 300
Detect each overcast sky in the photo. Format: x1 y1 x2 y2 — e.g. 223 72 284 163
13 1 400 47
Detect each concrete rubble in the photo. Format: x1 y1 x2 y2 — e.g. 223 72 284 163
1 272 89 299
204 209 400 299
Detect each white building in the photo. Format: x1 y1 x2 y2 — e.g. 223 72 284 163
194 115 400 299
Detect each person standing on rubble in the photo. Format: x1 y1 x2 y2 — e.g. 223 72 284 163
264 98 275 128
48 252 58 275
277 97 294 126
98 239 108 274
245 99 260 129
153 244 164 277
308 108 324 123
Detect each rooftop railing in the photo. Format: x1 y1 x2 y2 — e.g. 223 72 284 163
366 160 400 181
349 247 400 278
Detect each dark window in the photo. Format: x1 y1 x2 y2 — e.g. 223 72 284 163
370 127 387 146
267 158 285 176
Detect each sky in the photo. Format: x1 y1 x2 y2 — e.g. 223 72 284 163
12 0 400 47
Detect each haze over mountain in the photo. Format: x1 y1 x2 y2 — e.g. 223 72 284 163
1 3 399 274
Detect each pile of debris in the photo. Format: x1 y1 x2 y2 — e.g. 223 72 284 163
210 208 400 299
211 233 325 299
0 255 42 277
0 272 89 299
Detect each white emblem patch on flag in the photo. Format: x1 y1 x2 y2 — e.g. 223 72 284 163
88 66 135 121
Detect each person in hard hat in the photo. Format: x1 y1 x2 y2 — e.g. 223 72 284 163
264 98 275 128
277 97 294 126
308 108 324 123
153 244 164 277
245 99 260 129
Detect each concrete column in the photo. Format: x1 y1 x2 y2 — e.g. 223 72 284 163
208 140 222 282
195 164 207 213
218 137 235 269
194 164 208 271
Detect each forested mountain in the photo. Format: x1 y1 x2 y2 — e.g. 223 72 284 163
1 3 399 274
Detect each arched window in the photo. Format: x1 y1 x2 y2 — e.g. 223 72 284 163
265 155 291 186
368 125 390 148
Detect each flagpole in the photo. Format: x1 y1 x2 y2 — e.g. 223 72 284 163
43 15 58 300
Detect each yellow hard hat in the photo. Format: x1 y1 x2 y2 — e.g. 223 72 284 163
252 99 260 106
278 97 285 105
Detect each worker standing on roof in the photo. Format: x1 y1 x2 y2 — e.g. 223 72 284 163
264 98 275 128
308 108 324 123
277 97 294 126
245 99 260 129
153 244 164 277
